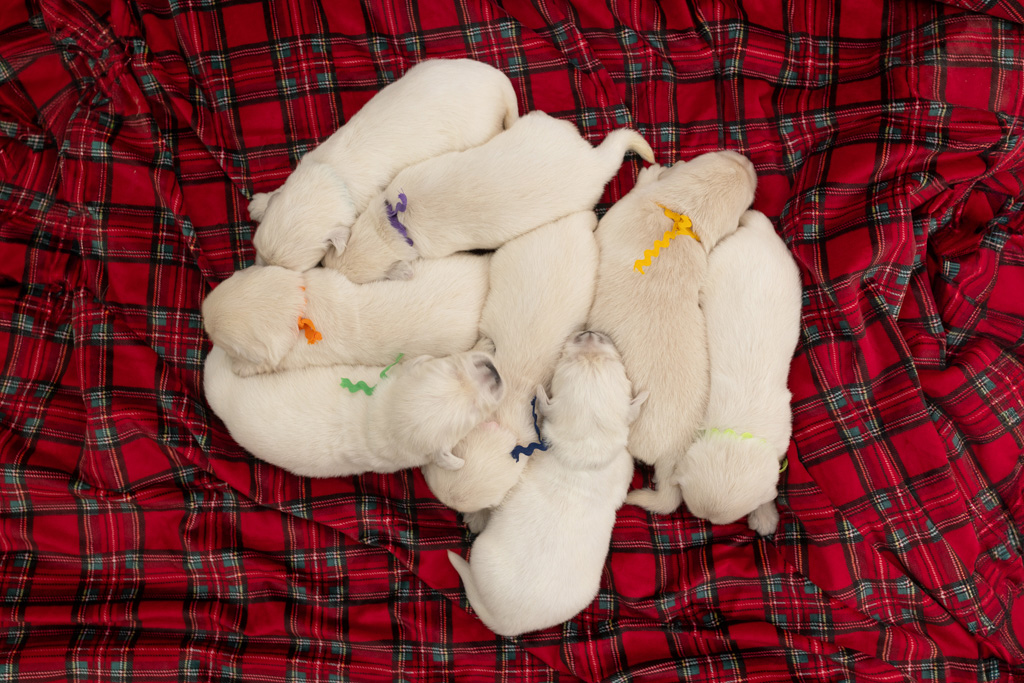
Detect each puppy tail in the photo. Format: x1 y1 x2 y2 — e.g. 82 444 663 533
500 79 520 129
626 485 683 515
625 458 683 514
598 128 656 164
447 550 505 635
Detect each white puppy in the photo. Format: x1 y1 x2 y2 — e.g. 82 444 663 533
204 346 503 477
201 254 490 376
677 210 802 535
421 212 599 517
325 111 654 283
448 332 647 636
588 151 757 514
249 59 518 271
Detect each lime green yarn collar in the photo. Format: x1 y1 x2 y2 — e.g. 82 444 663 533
704 428 788 473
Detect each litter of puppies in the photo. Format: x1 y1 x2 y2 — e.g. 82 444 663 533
202 58 802 638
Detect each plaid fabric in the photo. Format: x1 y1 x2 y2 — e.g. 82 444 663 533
2 0 1023 680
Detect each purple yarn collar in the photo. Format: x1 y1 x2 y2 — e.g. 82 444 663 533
384 192 413 246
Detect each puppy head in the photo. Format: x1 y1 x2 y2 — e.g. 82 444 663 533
420 421 521 513
323 207 417 283
657 150 757 248
250 162 357 271
537 331 647 450
372 351 504 469
677 435 780 526
201 265 305 371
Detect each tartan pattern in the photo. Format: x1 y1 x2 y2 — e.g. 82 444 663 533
1 0 1023 680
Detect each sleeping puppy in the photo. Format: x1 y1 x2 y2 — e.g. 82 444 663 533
421 212 599 517
201 254 490 376
325 111 654 283
677 210 802 536
203 346 503 477
249 58 518 271
448 331 647 636
587 151 757 514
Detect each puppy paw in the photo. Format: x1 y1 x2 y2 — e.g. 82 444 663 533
634 163 663 188
324 225 351 254
473 336 496 354
230 357 274 377
434 450 466 471
747 501 780 536
248 191 274 221
461 509 491 534
385 260 415 281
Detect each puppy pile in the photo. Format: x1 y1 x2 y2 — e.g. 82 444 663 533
202 58 802 638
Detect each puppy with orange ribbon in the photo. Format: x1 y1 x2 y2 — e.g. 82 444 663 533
201 254 489 377
588 151 758 514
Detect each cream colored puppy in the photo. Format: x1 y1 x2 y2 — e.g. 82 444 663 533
204 346 503 477
588 151 757 514
421 212 599 517
677 210 802 535
201 254 490 376
448 332 647 636
326 111 654 283
249 59 518 271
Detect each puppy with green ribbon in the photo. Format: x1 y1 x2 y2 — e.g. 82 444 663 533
204 346 504 478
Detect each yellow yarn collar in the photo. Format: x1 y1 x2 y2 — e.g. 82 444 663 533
633 204 700 274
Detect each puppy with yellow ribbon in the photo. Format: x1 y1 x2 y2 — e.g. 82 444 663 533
633 205 700 274
588 151 758 515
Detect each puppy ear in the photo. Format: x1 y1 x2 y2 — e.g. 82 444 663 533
385 260 414 281
324 226 351 254
434 450 465 471
248 191 275 221
408 354 432 367
628 390 650 422
534 384 552 417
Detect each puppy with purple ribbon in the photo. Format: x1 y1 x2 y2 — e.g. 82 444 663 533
421 212 599 525
324 111 654 283
204 346 504 477
448 331 647 636
248 58 518 272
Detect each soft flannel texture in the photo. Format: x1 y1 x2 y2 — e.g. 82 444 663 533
1 0 1023 681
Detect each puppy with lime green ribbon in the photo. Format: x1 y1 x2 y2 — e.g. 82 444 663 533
677 209 802 536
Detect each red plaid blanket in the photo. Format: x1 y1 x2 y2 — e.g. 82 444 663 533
2 0 1023 681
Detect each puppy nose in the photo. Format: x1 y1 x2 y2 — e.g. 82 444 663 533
575 330 608 344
